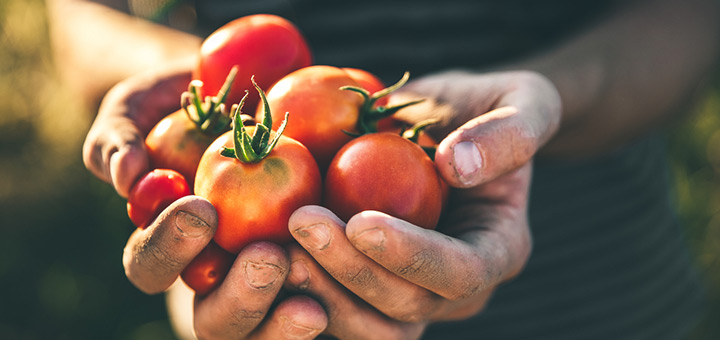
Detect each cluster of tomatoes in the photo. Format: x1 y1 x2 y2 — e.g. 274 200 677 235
125 14 448 296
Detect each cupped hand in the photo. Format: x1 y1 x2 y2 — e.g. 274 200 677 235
125 195 327 340
390 70 561 187
285 70 561 338
82 60 195 197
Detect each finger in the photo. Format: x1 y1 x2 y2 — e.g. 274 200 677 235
83 116 149 198
194 242 289 340
123 196 217 294
345 210 515 302
435 72 560 188
83 67 192 197
248 295 327 340
285 245 426 339
289 206 446 323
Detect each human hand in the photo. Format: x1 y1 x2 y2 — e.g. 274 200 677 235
284 70 561 339
126 196 328 340
82 61 194 197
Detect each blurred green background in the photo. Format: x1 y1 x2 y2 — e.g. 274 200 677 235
0 1 718 339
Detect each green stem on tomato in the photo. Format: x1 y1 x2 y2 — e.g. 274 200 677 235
340 71 425 135
181 66 239 136
221 76 288 163
400 118 440 160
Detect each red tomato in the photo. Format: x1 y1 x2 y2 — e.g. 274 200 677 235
127 169 191 229
181 242 234 296
145 69 239 188
195 80 322 253
260 65 362 170
145 110 216 188
194 14 312 113
323 132 445 230
195 129 321 253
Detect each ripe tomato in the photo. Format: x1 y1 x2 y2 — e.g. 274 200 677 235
260 65 363 170
145 111 217 188
194 14 312 114
181 241 234 296
195 81 322 254
323 132 445 230
127 169 191 229
145 68 238 187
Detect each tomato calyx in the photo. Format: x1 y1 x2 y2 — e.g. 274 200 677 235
400 118 441 160
181 66 240 136
220 77 288 163
340 71 425 135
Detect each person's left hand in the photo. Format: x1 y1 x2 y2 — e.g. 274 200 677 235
283 70 559 339
285 162 528 338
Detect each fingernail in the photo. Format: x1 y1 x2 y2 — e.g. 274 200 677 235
453 141 483 185
245 261 282 289
352 227 386 252
294 224 332 250
175 211 210 238
288 261 310 290
280 316 320 339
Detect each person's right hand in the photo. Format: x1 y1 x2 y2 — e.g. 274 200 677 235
123 195 327 339
85 67 329 339
82 61 195 198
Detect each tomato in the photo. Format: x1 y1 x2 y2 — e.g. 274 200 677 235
260 65 363 170
127 169 191 229
195 81 322 254
323 132 445 230
181 241 234 296
194 14 312 114
145 111 217 188
261 67 421 171
145 68 239 187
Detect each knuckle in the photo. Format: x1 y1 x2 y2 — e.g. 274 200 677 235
445 281 482 301
389 293 436 323
141 238 185 274
397 249 439 279
342 266 377 288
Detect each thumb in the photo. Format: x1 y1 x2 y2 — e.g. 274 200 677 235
436 73 561 187
124 195 217 294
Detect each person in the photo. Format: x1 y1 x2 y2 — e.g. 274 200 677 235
48 0 719 339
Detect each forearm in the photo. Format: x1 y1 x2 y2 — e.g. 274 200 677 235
523 0 720 158
46 0 202 110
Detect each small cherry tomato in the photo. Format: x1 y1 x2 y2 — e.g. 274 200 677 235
126 169 191 229
181 242 234 296
323 132 445 230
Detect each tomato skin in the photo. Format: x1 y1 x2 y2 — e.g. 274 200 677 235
194 14 312 113
145 110 217 188
127 169 191 229
181 241 234 296
323 132 445 230
260 65 363 171
194 129 322 254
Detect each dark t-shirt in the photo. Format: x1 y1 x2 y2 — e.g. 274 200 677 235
136 0 706 338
